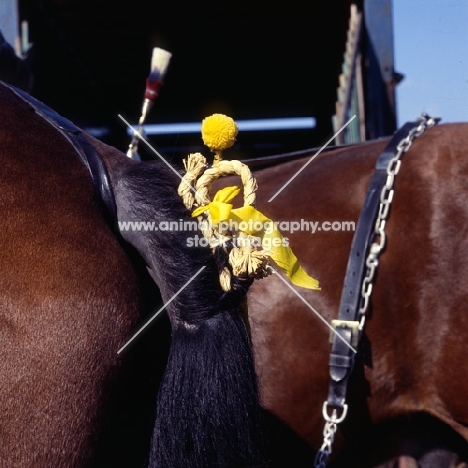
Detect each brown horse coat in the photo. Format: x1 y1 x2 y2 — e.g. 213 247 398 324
3 76 468 467
0 82 141 466
0 82 265 468
246 123 468 465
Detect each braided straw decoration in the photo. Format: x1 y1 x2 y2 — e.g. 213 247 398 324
178 152 208 209
193 159 258 207
178 154 270 291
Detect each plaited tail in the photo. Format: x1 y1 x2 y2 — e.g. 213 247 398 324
112 159 266 468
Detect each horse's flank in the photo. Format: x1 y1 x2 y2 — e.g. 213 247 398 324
246 122 468 465
0 81 141 467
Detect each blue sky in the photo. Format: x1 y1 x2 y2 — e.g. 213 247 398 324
393 0 468 125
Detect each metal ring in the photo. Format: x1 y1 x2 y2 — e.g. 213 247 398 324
322 402 349 424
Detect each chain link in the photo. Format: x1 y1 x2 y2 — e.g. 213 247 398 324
358 113 439 330
314 420 338 468
314 403 349 467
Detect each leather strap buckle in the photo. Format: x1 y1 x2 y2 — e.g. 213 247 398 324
330 320 360 347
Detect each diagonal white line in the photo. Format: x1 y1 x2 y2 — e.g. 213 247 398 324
268 266 357 354
267 115 356 202
117 266 206 354
118 114 209 205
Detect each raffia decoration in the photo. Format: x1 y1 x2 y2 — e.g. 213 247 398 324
178 153 270 291
178 152 208 210
193 159 257 208
229 242 270 279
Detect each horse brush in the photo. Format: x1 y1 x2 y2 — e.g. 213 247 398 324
127 47 172 160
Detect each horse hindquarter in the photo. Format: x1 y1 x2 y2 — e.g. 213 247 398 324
0 85 140 468
247 123 468 464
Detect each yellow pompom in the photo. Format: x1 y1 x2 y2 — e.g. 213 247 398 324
201 114 238 151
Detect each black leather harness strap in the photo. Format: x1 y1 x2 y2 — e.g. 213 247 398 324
326 120 428 410
3 82 117 220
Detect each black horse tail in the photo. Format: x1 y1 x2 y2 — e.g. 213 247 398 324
112 158 266 468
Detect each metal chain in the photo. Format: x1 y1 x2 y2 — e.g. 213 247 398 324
314 421 337 468
314 404 348 468
357 113 439 330
314 113 439 468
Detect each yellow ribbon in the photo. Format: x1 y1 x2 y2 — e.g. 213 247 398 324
192 186 320 290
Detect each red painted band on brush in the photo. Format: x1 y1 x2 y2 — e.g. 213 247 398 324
144 79 163 100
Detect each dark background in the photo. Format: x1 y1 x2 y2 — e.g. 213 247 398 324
18 0 364 160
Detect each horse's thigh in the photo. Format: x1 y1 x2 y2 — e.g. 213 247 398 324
0 243 138 467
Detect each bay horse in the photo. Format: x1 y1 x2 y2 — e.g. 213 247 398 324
0 80 265 468
3 74 468 468
242 121 468 467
